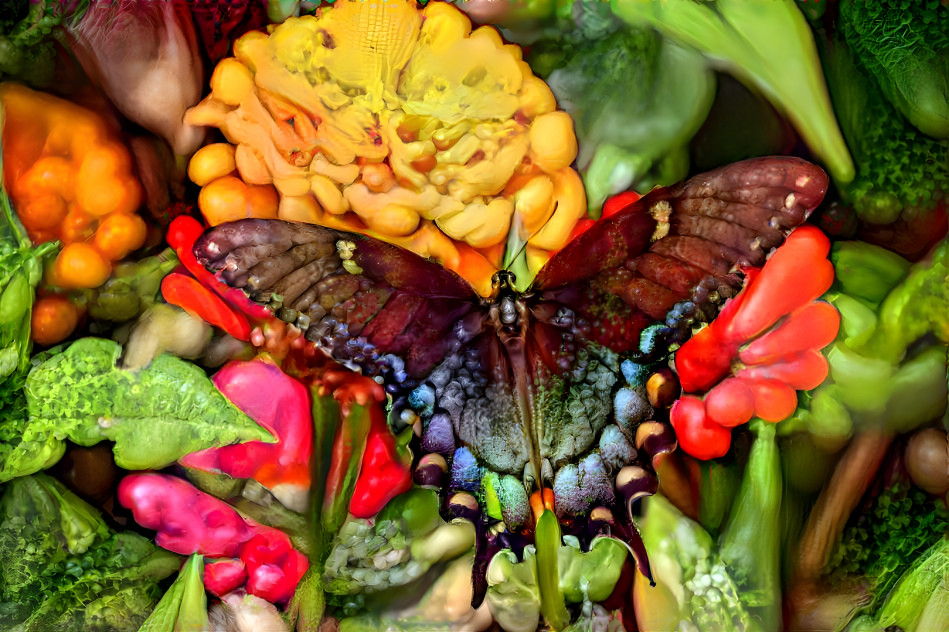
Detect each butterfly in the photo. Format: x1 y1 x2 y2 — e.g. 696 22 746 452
194 155 827 578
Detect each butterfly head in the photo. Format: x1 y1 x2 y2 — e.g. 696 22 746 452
491 270 517 294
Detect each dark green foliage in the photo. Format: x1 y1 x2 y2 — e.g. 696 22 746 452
821 28 949 224
825 480 949 611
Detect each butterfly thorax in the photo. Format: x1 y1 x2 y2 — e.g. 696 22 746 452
488 270 530 341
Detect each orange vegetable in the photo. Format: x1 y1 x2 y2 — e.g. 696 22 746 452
93 213 148 261
198 175 278 226
54 242 111 289
31 294 81 346
0 83 148 289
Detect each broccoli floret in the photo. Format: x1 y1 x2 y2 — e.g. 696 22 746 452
821 29 949 225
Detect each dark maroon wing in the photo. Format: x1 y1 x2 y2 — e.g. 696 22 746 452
194 219 481 386
528 156 829 355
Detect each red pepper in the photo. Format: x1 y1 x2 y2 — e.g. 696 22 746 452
162 272 252 340
238 530 309 605
204 559 247 598
721 226 834 343
566 191 644 242
669 396 732 460
322 401 372 530
671 226 841 459
180 357 313 513
118 473 309 605
349 405 413 519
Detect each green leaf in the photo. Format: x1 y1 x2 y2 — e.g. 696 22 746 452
558 535 628 603
3 338 274 480
0 475 180 631
486 548 542 632
174 555 208 632
137 560 187 632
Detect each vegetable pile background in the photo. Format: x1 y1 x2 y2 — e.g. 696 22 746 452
0 1 947 631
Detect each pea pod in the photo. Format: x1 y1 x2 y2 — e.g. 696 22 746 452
535 509 570 630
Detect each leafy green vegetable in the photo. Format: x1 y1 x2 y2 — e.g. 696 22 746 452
0 157 57 424
846 536 949 632
0 474 181 632
838 0 949 139
609 0 855 185
820 28 948 225
0 1 89 85
531 23 714 213
0 337 273 482
827 480 949 615
633 493 759 632
139 554 208 632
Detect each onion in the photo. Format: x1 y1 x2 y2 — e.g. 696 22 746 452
905 427 949 496
64 0 205 156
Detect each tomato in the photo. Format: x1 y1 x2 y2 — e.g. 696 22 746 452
30 294 81 346
93 212 148 261
54 242 111 289
670 395 732 460
705 378 756 428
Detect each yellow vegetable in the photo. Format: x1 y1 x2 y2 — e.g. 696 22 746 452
188 143 237 187
184 0 586 293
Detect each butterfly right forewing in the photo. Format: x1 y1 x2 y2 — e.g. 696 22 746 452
528 156 830 358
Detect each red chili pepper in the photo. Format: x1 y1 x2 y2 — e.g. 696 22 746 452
162 272 252 340
722 226 834 343
735 349 829 391
166 215 272 322
738 301 840 365
322 401 372 529
349 405 413 519
671 226 841 459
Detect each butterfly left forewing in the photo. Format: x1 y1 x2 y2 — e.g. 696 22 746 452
194 219 481 386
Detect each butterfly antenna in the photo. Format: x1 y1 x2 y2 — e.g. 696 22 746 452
502 211 553 272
